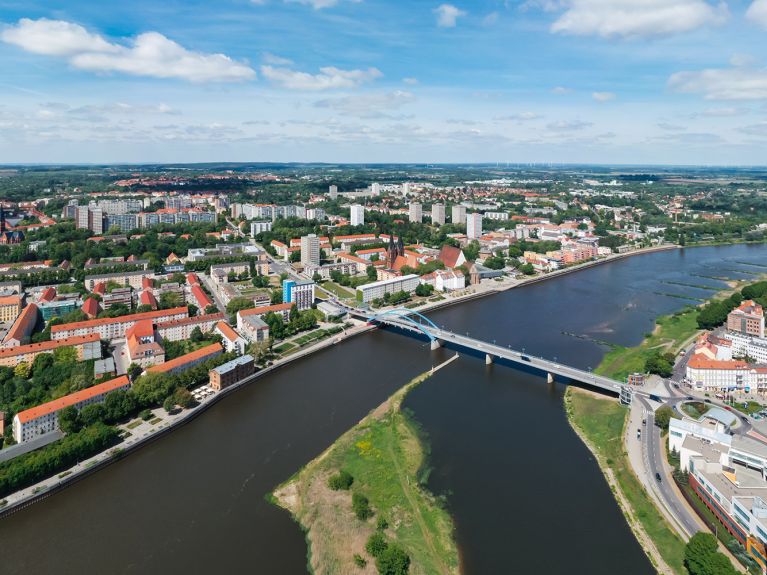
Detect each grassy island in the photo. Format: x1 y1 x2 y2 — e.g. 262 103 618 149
272 368 460 575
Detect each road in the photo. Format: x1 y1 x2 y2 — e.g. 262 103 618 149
198 272 227 314
639 397 702 538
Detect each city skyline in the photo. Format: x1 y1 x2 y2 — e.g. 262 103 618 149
2 0 767 164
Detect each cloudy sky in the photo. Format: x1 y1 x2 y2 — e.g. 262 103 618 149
1 0 767 165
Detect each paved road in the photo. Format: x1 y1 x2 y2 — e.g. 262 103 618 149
198 272 227 314
640 397 701 538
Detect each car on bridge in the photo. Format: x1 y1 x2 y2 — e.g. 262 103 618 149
520 355 531 362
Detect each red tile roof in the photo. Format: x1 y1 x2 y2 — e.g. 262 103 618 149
81 297 101 318
15 376 130 424
39 287 56 302
147 342 222 373
0 333 100 359
215 321 241 342
4 304 38 343
238 303 291 318
191 285 213 310
51 307 188 334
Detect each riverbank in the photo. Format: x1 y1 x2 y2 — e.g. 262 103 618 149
272 357 460 575
565 387 686 574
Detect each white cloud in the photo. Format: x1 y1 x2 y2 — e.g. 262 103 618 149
483 12 500 25
547 119 592 131
494 112 542 121
747 0 767 28
592 91 616 101
696 106 748 116
315 90 415 118
552 86 572 94
284 0 360 8
262 52 294 66
261 65 382 90
434 4 467 28
669 66 767 100
740 121 767 137
403 77 419 85
550 0 728 39
1 18 255 82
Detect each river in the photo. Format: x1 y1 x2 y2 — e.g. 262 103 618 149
1 244 767 574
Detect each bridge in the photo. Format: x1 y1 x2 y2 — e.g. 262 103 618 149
352 307 622 394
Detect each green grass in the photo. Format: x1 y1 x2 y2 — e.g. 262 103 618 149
273 342 297 354
681 401 710 419
126 419 143 430
732 400 764 415
567 389 686 574
273 370 459 575
596 306 701 381
322 281 355 298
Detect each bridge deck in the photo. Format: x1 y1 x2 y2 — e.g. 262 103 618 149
372 315 622 394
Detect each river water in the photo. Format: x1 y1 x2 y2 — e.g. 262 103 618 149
2 244 767 574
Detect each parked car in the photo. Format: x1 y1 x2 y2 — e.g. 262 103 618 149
655 472 662 482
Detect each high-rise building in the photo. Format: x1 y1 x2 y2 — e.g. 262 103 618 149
283 279 315 311
402 182 411 196
371 182 381 196
300 234 321 266
350 204 365 226
89 207 104 235
431 204 445 226
329 185 338 200
408 203 422 223
467 213 483 239
76 206 90 230
452 204 467 225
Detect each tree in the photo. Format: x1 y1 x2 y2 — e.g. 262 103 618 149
159 291 182 309
58 406 81 434
684 532 738 575
289 250 301 263
365 532 388 558
226 297 255 315
483 256 506 270
519 263 535 275
376 544 410 575
79 403 106 426
312 272 322 283
415 283 434 297
463 240 480 262
367 265 378 281
645 352 673 377
190 326 205 342
654 405 674 431
289 303 299 322
352 492 373 520
173 387 195 409
252 275 270 288
328 470 354 491
187 303 199 317
271 289 283 304
163 396 176 413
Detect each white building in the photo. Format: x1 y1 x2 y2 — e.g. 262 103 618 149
251 221 273 236
686 355 752 391
13 376 131 443
356 274 420 303
371 182 381 196
409 203 422 223
238 314 270 343
421 269 465 292
329 185 338 200
467 213 483 239
484 211 509 221
350 204 365 226
431 204 446 226
300 234 321 266
452 205 466 225
724 332 767 364
215 321 248 355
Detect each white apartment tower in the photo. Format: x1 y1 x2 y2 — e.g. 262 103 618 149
409 203 422 223
300 234 321 266
431 204 446 226
371 182 381 196
467 213 483 239
350 204 365 226
329 185 338 200
452 204 467 225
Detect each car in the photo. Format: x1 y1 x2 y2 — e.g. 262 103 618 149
649 394 661 402
742 416 749 422
704 399 712 403
520 355 531 362
687 396 693 400
655 472 662 482
725 406 732 412
642 419 647 425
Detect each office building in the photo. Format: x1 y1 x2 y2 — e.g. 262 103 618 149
350 205 365 226
467 213 483 239
452 204 467 225
300 234 321 266
431 204 446 226
409 203 422 224
728 300 765 338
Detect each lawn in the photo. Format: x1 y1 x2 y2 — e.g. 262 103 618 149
732 400 764 415
126 419 143 430
322 281 355 299
681 401 710 419
596 306 701 381
273 342 297 355
567 388 686 574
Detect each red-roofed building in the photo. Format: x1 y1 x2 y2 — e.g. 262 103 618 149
186 273 200 286
81 297 101 319
237 303 291 323
0 333 101 367
142 277 154 290
51 307 188 341
727 300 765 338
190 285 213 311
126 320 164 368
38 287 56 303
438 245 467 269
215 321 247 355
140 290 158 310
156 313 224 342
13 376 131 442
2 304 39 348
147 342 222 375
93 282 106 296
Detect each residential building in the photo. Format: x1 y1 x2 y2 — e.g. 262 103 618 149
283 279 315 311
304 261 359 280
156 313 224 342
484 211 509 221
371 182 381 196
409 203 422 224
13 376 131 443
467 213 483 239
210 262 250 284
0 333 102 368
725 332 767 364
251 221 272 236
0 295 22 322
147 342 223 376
356 274 420 303
209 355 255 391
237 313 270 343
125 320 165 368
437 245 467 269
215 321 247 355
350 204 365 226
329 185 338 200
421 269 465 292
84 270 155 292
431 204 446 226
301 234 321 266
102 287 133 310
51 307 188 341
237 303 291 329
3 304 39 347
685 355 751 391
190 285 214 311
728 300 765 338
452 204 467 225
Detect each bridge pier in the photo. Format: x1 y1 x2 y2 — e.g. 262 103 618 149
430 339 442 351
485 354 493 365
547 372 554 384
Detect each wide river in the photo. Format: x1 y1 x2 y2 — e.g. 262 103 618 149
2 244 767 574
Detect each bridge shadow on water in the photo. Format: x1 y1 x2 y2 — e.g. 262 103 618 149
378 323 618 398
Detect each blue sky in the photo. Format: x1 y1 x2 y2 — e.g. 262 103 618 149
1 0 767 164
